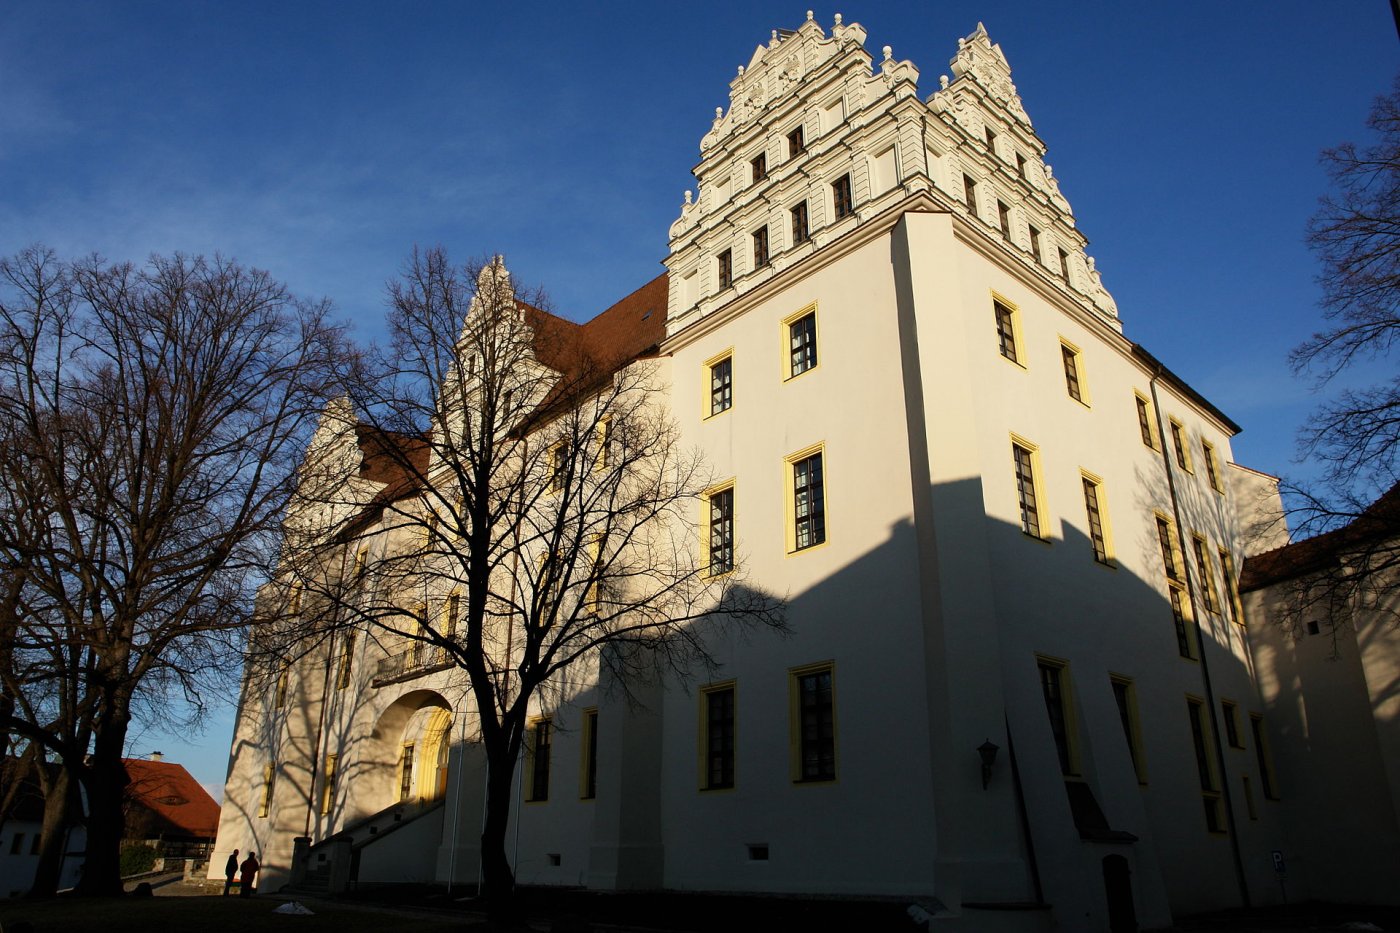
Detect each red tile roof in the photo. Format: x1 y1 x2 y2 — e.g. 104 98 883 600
340 273 669 521
1241 483 1400 592
122 758 220 840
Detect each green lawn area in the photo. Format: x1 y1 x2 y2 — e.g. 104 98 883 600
0 895 471 933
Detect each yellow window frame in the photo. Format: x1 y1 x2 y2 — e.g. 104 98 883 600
703 348 734 419
701 479 737 576
781 303 820 382
697 681 737 792
992 292 1025 369
788 661 838 785
784 443 828 554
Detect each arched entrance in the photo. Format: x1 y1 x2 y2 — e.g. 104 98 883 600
359 690 453 817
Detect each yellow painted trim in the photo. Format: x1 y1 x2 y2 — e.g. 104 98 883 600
525 716 552 804
783 443 829 555
1220 547 1246 627
1058 336 1091 407
702 347 735 420
991 291 1027 370
548 440 567 493
1168 417 1195 474
787 661 838 785
1010 433 1051 542
780 302 820 382
1191 532 1221 615
321 754 337 815
594 417 613 472
258 762 275 818
419 708 453 801
1079 468 1115 565
697 681 737 792
1187 695 1227 833
399 742 416 802
1202 440 1224 494
1036 654 1083 778
1109 674 1148 784
1134 391 1160 451
579 707 599 800
1221 699 1244 749
700 479 737 577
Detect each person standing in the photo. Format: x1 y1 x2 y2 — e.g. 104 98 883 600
223 849 239 896
238 851 260 898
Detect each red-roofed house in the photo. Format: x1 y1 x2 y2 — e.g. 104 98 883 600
122 756 221 861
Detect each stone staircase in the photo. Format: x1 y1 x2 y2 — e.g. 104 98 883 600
285 797 446 895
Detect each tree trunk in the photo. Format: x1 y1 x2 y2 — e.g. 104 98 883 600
27 765 78 898
75 702 132 897
479 750 518 920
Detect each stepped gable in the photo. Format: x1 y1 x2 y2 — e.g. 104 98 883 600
122 758 220 839
666 14 1118 337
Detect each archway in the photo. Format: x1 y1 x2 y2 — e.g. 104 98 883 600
355 690 453 818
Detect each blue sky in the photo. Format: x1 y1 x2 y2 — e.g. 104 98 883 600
3 2 1394 796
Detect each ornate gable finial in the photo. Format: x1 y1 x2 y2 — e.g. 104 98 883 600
949 23 1030 127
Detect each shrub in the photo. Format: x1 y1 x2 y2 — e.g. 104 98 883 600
119 843 157 876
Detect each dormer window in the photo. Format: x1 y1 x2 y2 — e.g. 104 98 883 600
751 152 768 183
788 126 806 158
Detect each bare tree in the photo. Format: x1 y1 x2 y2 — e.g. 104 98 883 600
278 249 783 914
1295 75 1400 525
0 246 344 896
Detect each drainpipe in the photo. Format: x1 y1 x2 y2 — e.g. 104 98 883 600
1148 368 1250 907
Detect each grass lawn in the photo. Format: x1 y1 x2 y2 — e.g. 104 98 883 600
0 894 471 933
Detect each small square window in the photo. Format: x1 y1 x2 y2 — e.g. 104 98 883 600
788 126 805 158
753 225 770 269
787 310 818 378
791 201 810 245
708 354 732 416
717 249 733 291
751 152 768 183
832 174 853 220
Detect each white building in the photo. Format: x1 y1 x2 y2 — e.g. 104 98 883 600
209 17 1369 930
